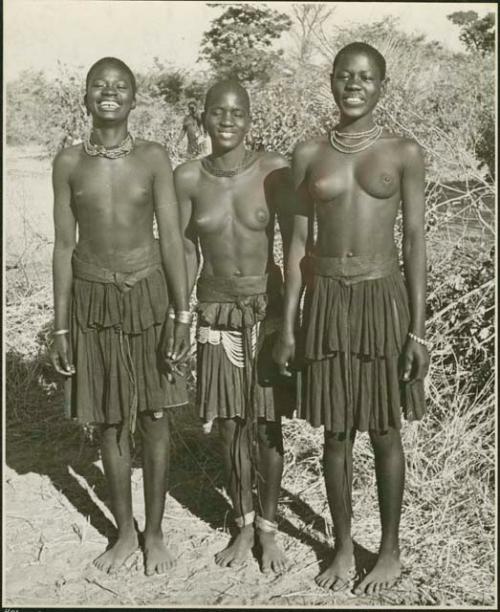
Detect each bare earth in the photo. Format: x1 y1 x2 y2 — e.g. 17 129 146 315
4 146 495 608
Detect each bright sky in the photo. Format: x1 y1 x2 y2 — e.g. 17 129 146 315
4 1 497 81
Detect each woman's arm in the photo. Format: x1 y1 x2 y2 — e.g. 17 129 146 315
400 139 430 382
51 149 77 375
174 163 201 297
273 143 313 374
151 143 190 360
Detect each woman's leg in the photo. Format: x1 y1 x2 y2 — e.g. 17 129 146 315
215 418 255 567
316 429 356 590
139 412 175 575
255 418 287 573
354 426 403 594
93 424 139 573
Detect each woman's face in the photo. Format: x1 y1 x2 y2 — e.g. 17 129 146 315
330 51 384 120
203 89 250 152
85 62 136 124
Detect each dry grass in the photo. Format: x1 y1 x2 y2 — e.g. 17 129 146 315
4 144 496 607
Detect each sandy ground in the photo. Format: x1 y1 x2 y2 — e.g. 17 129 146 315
4 146 495 608
5 396 420 608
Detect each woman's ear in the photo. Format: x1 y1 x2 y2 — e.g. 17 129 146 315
380 77 389 97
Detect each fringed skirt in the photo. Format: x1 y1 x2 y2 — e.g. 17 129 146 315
65 244 188 429
196 268 295 425
300 253 425 433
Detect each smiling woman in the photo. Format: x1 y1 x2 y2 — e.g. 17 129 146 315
274 40 429 594
50 56 193 577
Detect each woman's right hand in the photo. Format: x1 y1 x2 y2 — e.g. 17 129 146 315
272 332 296 377
50 334 75 376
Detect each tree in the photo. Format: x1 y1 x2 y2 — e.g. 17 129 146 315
290 3 335 66
199 3 292 84
447 11 495 55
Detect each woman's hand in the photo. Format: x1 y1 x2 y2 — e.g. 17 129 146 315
50 334 75 376
400 337 430 383
272 332 296 377
171 321 191 363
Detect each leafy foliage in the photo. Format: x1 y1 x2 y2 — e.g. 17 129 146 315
199 3 292 83
447 11 495 55
6 70 54 145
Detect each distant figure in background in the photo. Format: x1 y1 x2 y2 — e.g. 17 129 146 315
274 42 430 594
50 57 190 576
176 100 206 157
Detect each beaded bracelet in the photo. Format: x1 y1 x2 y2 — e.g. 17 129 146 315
53 329 69 336
167 306 176 320
408 332 431 349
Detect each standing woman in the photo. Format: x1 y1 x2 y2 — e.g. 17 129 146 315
51 57 190 576
274 42 429 594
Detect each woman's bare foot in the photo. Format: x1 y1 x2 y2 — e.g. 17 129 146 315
215 525 254 567
354 549 402 595
143 530 175 576
93 530 139 574
316 540 355 591
257 530 287 574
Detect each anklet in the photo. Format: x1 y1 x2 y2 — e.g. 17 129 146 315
235 511 255 528
408 332 432 349
255 515 278 533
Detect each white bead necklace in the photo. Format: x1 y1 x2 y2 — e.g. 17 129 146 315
333 124 380 139
329 125 383 154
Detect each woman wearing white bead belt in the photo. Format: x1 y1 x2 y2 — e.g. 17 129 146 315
273 42 430 594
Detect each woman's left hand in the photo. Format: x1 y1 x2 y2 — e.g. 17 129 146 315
400 337 430 383
170 321 191 364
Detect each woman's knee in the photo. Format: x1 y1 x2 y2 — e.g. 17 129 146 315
257 419 283 452
138 411 170 442
324 429 355 453
369 427 402 454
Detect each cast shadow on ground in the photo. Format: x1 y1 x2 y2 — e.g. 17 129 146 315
6 348 376 579
167 414 376 577
6 349 119 544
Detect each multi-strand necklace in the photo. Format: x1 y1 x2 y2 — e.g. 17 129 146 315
201 149 257 177
329 124 383 154
83 132 135 159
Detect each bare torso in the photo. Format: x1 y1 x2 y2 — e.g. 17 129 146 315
304 132 406 257
184 153 285 277
66 139 158 271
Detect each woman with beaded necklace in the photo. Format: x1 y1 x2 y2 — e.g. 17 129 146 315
50 57 191 576
175 79 296 573
273 42 430 594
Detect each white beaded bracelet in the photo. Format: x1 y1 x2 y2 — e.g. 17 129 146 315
408 332 431 349
53 329 69 336
167 306 176 320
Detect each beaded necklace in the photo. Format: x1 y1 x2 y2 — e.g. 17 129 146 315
83 133 135 159
329 125 383 154
333 124 380 139
201 149 257 177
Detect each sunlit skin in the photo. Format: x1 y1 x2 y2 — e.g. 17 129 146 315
273 48 430 593
174 81 295 573
50 59 190 576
